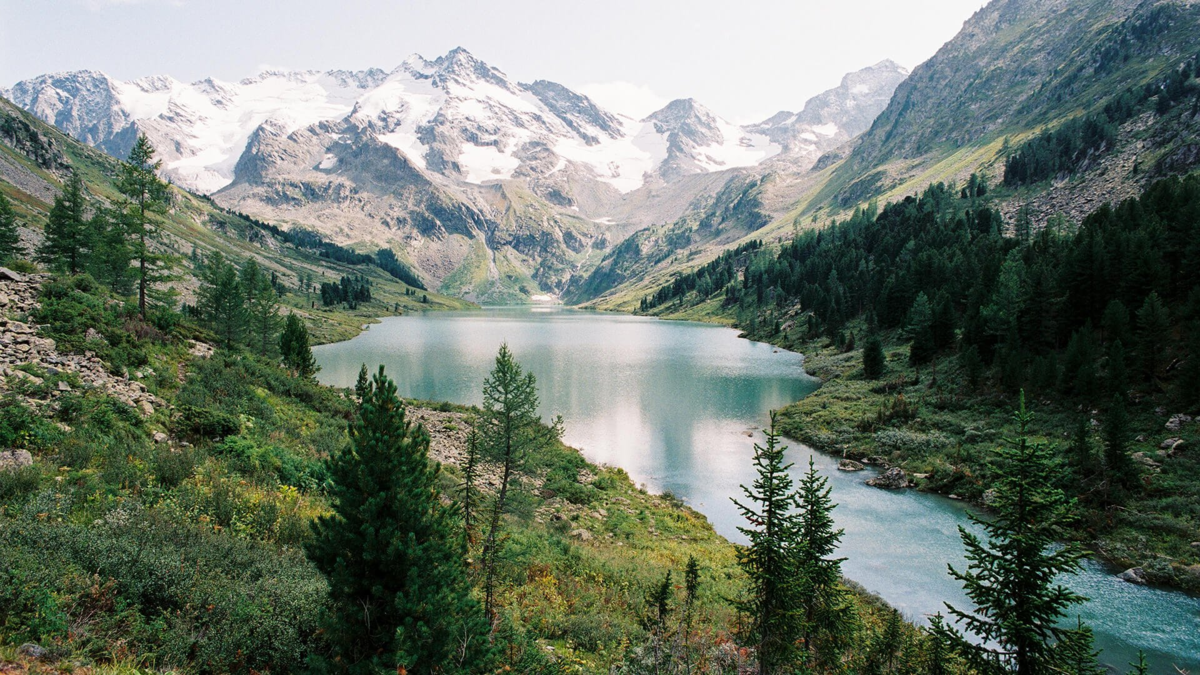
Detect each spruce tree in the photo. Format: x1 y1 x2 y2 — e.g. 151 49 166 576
863 334 886 380
118 135 171 318
197 252 246 349
935 392 1092 675
306 367 489 674
733 412 803 675
0 191 24 262
795 456 852 668
1102 392 1137 502
930 292 957 352
354 363 370 402
280 314 319 379
476 344 561 621
461 422 480 544
38 173 89 274
1127 651 1149 675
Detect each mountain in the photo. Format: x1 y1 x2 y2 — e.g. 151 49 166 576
6 51 907 302
579 0 1200 311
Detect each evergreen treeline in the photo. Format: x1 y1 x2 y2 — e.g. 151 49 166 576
645 173 1200 412
640 239 762 311
1004 53 1200 187
375 247 426 290
319 274 372 308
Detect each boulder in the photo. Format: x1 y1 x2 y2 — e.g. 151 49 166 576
866 467 908 489
1166 414 1194 432
153 431 169 444
0 449 34 471
138 400 154 417
837 459 865 471
570 528 592 542
16 643 47 660
57 380 71 392
1167 439 1187 457
0 267 25 282
1117 567 1148 585
1161 437 1182 449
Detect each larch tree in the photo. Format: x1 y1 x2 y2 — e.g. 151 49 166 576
197 251 246 349
306 366 490 674
118 134 171 318
38 173 89 274
0 191 25 262
475 343 561 623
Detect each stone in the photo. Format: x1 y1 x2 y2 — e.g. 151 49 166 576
866 467 908 489
1168 439 1187 457
837 459 865 471
57 380 71 392
1161 437 1182 449
138 400 155 417
153 431 169 444
570 528 592 542
1166 414 1194 432
1117 567 1148 585
0 449 34 471
16 643 47 660
0 266 25 282
948 494 962 500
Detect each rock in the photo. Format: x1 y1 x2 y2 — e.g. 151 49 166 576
153 431 169 444
866 467 908 489
84 327 104 342
1161 437 1182 449
570 528 592 542
837 459 865 471
0 448 34 471
948 494 962 500
1167 439 1187 457
1166 414 1194 432
1132 452 1161 469
138 400 154 417
57 380 71 392
16 643 47 660
1117 567 1148 585
0 267 25 282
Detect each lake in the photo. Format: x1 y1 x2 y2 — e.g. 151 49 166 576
313 306 1200 671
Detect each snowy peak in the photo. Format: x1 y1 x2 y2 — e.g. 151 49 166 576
746 59 909 170
641 98 779 182
525 80 623 146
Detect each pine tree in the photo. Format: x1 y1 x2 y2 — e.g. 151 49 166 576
681 554 701 672
959 345 984 391
306 367 490 674
733 412 803 675
863 334 886 380
280 314 319 379
1067 416 1095 494
118 135 171 318
935 392 1092 675
1101 299 1131 346
931 292 957 352
795 455 853 668
1127 651 1149 675
0 191 25 262
476 344 561 622
38 173 89 274
197 252 246 349
461 422 480 544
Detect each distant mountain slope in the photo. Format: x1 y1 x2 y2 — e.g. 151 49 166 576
6 52 906 302
0 94 472 337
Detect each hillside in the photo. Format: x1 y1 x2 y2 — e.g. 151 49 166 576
578 0 1200 310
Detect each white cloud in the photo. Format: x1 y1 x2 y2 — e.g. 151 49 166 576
577 81 670 120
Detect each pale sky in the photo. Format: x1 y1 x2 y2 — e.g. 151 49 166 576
0 0 987 122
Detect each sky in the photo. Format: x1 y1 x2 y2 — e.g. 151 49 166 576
0 0 987 123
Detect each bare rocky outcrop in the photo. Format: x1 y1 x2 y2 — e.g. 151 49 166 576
0 269 167 416
866 467 909 490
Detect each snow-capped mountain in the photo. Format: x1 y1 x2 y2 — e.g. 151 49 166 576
4 49 907 302
6 48 785 196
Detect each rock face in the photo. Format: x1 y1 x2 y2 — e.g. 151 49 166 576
866 467 909 490
837 459 865 471
0 272 168 416
1166 414 1193 432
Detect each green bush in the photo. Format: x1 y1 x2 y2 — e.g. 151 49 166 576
174 404 241 441
0 465 40 502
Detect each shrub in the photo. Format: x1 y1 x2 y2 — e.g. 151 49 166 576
174 404 241 441
0 465 40 502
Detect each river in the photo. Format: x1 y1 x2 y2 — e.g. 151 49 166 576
312 306 1199 671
